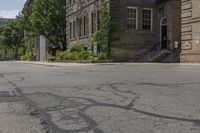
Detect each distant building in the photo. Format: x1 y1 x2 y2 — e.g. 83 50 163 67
0 18 12 26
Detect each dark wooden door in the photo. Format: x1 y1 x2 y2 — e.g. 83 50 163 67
161 25 167 49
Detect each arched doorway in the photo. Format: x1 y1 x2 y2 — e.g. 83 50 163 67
160 18 168 49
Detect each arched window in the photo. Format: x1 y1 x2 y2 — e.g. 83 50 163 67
161 18 167 25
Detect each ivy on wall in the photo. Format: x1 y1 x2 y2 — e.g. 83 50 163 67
93 0 111 56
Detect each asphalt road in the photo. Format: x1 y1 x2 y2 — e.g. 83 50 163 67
0 62 200 133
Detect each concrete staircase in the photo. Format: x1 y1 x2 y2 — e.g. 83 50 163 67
152 50 171 62
135 42 173 62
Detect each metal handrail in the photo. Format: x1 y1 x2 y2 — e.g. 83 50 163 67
135 42 161 61
135 40 170 62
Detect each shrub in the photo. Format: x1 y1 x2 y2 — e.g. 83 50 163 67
71 51 93 60
47 54 55 62
56 50 93 61
70 44 84 53
97 52 107 60
20 55 28 61
56 51 71 60
65 52 76 60
82 51 93 60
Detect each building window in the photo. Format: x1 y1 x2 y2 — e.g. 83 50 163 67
69 22 73 39
73 21 76 38
97 10 100 30
127 7 138 30
69 20 77 39
69 0 72 5
162 18 167 25
78 18 83 37
69 0 76 5
158 7 164 14
91 11 97 33
142 8 153 31
83 16 89 36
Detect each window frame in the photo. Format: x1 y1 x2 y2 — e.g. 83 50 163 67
91 11 97 34
83 16 89 36
69 22 73 39
69 0 76 6
126 7 138 30
72 20 76 38
142 8 153 31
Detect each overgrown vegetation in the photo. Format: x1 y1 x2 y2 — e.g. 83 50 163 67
97 52 107 60
56 45 93 61
92 0 111 58
20 55 28 61
22 0 67 56
0 17 25 60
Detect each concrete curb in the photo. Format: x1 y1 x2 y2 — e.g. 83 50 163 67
15 61 97 67
14 61 200 67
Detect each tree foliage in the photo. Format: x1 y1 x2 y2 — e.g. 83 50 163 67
0 17 25 59
30 0 67 51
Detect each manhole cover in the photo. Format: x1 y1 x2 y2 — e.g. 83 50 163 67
0 90 19 97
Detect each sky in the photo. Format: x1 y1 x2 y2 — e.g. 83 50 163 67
0 0 26 18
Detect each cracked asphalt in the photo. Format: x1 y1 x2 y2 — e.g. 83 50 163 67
0 62 200 133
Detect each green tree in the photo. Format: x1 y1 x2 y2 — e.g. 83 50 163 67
31 0 67 52
94 0 111 56
0 17 25 60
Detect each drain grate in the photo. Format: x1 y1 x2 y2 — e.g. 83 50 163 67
0 90 19 97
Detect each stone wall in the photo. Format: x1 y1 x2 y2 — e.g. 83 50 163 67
181 0 200 63
110 0 157 61
66 0 100 49
171 0 181 48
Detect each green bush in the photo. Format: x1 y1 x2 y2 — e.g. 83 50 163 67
97 52 107 60
67 52 74 60
55 51 63 60
56 43 94 61
72 51 93 60
82 51 93 60
20 55 28 61
56 50 93 61
56 51 72 60
70 44 84 53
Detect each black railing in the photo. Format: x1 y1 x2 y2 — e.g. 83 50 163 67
135 40 171 62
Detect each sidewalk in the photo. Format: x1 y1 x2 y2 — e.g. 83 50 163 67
15 61 123 67
15 61 200 67
16 61 96 67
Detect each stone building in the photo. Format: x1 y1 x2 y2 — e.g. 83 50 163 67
181 0 200 63
67 0 182 62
